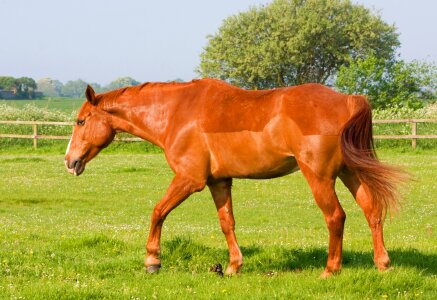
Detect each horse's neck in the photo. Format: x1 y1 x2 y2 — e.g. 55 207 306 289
103 86 181 148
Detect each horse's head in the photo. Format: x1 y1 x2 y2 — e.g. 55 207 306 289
65 85 115 176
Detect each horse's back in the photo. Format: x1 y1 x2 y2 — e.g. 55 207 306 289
198 79 280 133
280 83 351 136
195 79 351 136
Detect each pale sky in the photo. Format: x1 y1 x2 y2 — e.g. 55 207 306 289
0 0 436 85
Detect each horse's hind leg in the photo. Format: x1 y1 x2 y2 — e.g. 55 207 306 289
298 162 346 278
145 174 206 273
339 170 391 271
208 178 243 275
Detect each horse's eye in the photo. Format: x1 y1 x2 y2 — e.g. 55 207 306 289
76 119 85 126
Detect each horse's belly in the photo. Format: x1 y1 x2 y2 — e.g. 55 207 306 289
204 131 298 179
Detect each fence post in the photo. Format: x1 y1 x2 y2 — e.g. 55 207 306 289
411 121 417 149
32 124 38 149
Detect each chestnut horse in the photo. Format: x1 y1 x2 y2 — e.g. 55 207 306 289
65 78 405 277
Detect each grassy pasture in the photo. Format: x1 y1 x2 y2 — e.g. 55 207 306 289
0 97 84 114
0 151 436 299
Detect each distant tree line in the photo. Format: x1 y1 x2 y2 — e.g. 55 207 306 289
0 76 143 99
0 76 38 99
0 76 186 99
36 76 141 98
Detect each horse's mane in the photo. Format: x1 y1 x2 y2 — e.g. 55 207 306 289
96 80 197 103
96 80 200 104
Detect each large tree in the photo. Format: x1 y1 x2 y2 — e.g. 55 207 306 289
37 78 64 97
198 0 399 89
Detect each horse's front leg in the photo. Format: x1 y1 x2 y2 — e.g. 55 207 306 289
208 178 243 275
145 174 206 273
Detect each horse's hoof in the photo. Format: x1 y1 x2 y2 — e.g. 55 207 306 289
146 264 161 274
320 269 340 279
376 259 391 272
319 270 333 279
224 268 240 277
378 266 394 273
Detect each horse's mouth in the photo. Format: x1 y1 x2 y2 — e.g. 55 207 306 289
65 159 85 176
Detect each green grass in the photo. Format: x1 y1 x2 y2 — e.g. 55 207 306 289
0 97 84 114
0 151 436 299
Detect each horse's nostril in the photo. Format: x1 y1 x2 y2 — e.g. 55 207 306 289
66 159 79 170
70 159 85 176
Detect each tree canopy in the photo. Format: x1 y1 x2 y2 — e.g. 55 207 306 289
36 78 64 97
336 57 437 109
61 79 88 98
35 77 140 98
198 0 399 89
15 77 37 98
0 76 16 90
0 76 37 98
2 76 146 99
104 76 140 91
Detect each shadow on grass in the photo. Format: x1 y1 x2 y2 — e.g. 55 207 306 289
162 236 437 275
244 246 437 275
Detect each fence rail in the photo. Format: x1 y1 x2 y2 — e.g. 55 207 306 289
0 120 142 148
372 119 437 149
0 119 436 149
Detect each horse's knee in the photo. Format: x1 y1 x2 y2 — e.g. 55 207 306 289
326 208 346 236
184 177 207 194
335 209 346 225
368 216 383 230
151 206 166 225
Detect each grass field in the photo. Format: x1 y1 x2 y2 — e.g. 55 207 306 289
0 97 85 114
0 150 436 299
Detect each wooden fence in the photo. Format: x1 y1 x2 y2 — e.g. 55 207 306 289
373 119 437 149
0 119 436 149
0 120 142 149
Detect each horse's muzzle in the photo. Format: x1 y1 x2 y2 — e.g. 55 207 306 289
65 158 85 176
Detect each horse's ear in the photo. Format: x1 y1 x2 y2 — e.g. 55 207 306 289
85 85 98 105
